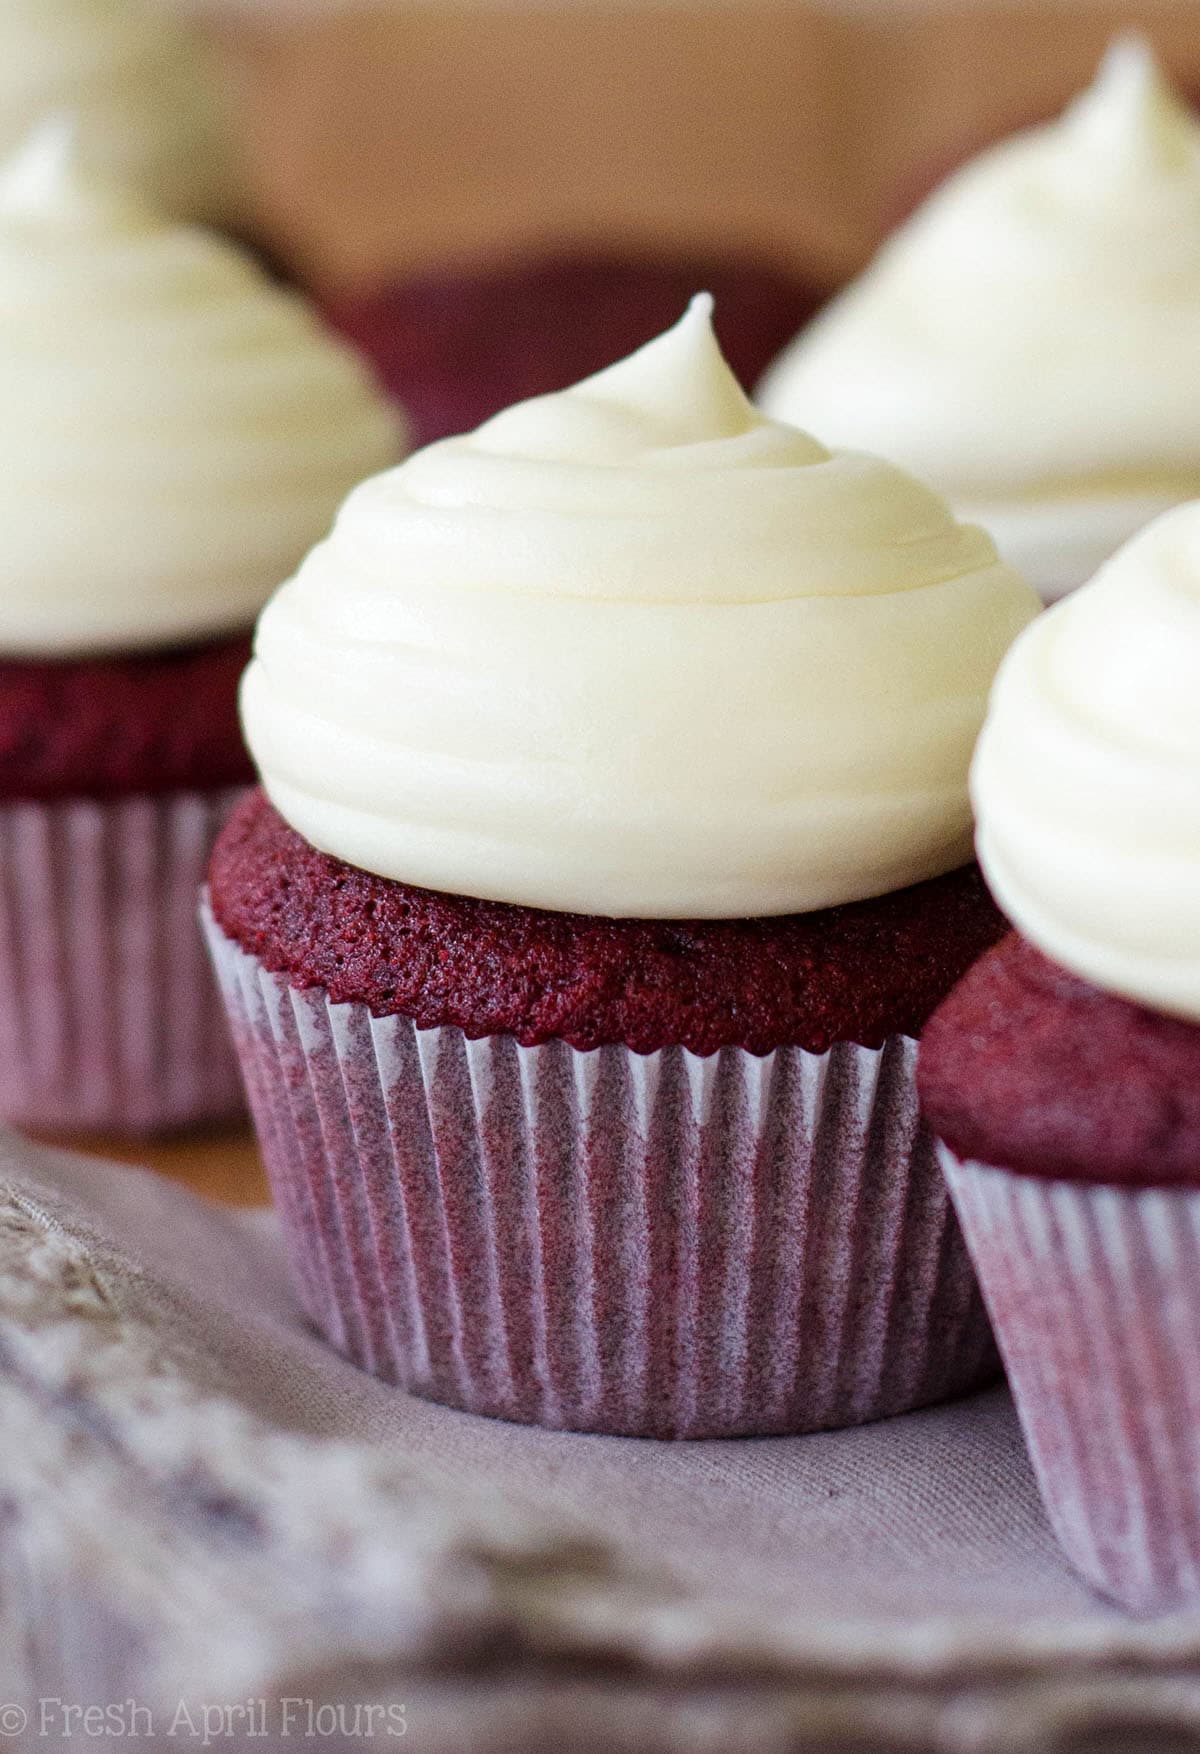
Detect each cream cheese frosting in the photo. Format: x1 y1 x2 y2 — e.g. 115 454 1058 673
973 501 1200 1022
0 123 405 658
758 37 1200 603
0 0 233 220
243 296 1038 919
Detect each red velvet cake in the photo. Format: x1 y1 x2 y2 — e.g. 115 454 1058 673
212 790 1007 1058
320 250 823 445
0 635 256 1130
0 636 254 803
919 932 1200 1189
0 632 256 1135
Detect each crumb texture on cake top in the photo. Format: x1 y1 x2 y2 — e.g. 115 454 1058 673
0 636 254 801
920 932 1200 1187
209 790 1008 1057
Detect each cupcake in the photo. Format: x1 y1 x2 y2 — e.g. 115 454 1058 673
321 249 824 448
0 124 404 1134
759 37 1200 605
0 0 234 223
205 295 1037 1438
919 502 1200 1613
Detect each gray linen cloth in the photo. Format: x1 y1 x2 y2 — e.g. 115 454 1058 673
2 1130 1199 1754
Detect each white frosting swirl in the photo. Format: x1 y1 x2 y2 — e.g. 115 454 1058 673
0 124 405 657
0 0 233 220
973 501 1200 1021
243 297 1037 919
759 38 1200 603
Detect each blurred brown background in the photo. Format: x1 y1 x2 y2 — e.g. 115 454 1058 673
187 0 1200 292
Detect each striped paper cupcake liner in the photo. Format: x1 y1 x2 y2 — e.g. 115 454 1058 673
0 791 247 1135
205 905 998 1439
942 1149 1200 1615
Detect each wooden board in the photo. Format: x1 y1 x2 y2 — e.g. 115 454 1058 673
196 2 1200 293
30 1126 270 1208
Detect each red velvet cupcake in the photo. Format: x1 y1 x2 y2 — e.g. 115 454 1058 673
205 298 1037 1436
0 640 253 1133
320 248 823 447
920 504 1200 1614
0 126 402 1133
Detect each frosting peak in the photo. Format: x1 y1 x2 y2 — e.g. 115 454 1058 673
0 126 406 658
759 37 1200 604
972 502 1200 1021
243 307 1037 919
0 116 149 232
1062 35 1197 181
473 295 823 466
0 0 234 222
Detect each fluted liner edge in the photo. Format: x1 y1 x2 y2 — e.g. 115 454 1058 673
205 905 997 1438
0 792 246 1133
942 1149 1200 1615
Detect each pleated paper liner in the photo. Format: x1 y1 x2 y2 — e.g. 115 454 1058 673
206 904 998 1439
943 1149 1200 1615
0 791 247 1134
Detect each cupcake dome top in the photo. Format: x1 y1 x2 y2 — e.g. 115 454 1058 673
973 501 1200 1021
0 0 232 221
243 297 1036 919
759 39 1200 591
0 124 405 658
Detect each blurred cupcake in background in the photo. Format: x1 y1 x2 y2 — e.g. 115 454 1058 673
321 249 823 448
920 503 1200 1613
0 123 405 1134
206 296 1037 1438
0 0 237 224
760 37 1200 604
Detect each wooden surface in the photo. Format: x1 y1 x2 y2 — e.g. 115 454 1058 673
33 1126 271 1208
195 1 1200 293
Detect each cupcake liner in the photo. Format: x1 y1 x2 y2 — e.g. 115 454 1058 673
206 906 996 1438
0 791 247 1134
941 1149 1200 1615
